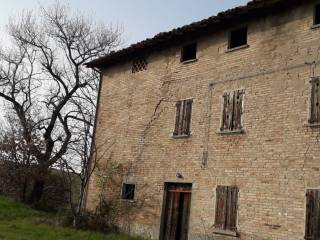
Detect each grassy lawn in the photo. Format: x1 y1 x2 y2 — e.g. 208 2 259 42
0 196 139 240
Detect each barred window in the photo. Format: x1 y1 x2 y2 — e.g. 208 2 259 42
132 58 148 73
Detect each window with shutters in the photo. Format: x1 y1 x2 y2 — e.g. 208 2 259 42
214 186 239 234
121 183 135 201
173 99 193 137
221 89 245 132
305 189 320 240
309 78 320 124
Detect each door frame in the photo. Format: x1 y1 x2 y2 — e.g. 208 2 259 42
159 182 193 240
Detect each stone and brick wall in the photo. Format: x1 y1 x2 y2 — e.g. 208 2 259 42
87 2 320 239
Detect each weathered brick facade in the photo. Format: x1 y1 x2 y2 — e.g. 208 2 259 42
87 1 320 239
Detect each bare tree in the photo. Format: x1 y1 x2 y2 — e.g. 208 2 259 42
60 136 116 227
0 112 38 202
58 80 115 226
0 2 121 203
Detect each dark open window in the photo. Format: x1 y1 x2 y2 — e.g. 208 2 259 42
228 27 247 49
122 183 135 200
314 4 320 25
309 77 320 124
181 42 197 62
215 186 238 233
173 99 193 137
221 90 245 132
305 189 320 240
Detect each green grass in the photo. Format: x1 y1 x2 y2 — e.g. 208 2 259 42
0 196 141 240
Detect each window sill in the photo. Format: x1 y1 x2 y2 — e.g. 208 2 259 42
225 44 249 53
217 129 245 135
311 24 320 30
181 58 198 64
213 229 239 237
172 134 192 139
120 199 135 203
304 123 320 128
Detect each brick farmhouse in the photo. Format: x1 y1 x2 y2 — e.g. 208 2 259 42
86 1 320 239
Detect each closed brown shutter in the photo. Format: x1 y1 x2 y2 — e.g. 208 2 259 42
183 99 193 135
215 186 238 231
221 93 228 131
221 93 233 131
221 90 244 131
310 78 320 124
164 191 175 240
226 186 239 231
233 90 244 130
181 100 187 135
180 193 192 240
174 102 182 136
169 192 180 240
215 186 228 229
173 99 193 136
305 189 320 240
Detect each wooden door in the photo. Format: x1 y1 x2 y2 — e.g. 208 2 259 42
160 183 192 240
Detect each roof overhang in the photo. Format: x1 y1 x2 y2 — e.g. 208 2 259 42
86 0 308 69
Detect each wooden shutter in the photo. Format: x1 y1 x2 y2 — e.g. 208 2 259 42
163 191 175 240
221 93 233 131
305 189 320 240
215 186 238 231
183 99 193 135
174 101 182 136
310 78 320 124
221 90 244 131
174 99 192 136
233 90 245 130
169 192 180 240
215 186 228 229
181 100 187 135
226 186 239 231
180 192 192 240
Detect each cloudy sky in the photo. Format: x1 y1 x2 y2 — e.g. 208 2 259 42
0 0 250 46
0 0 250 121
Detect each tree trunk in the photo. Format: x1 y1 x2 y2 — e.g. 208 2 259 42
21 177 28 203
28 167 48 204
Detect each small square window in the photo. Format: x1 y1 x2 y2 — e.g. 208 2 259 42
315 4 320 25
228 27 247 49
181 42 197 62
121 183 135 200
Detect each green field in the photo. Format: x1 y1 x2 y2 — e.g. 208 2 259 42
0 196 139 240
